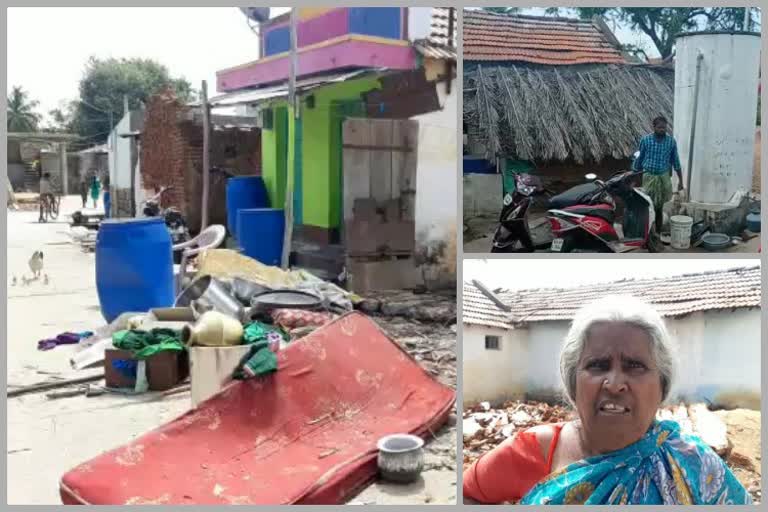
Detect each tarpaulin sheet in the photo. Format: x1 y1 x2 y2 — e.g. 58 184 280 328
59 312 455 505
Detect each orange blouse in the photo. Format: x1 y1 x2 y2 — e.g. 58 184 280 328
463 423 565 504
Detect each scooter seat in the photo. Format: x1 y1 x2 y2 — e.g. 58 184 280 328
563 206 615 224
548 182 602 209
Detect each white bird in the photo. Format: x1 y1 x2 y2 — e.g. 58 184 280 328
21 276 30 286
43 274 49 285
28 251 43 279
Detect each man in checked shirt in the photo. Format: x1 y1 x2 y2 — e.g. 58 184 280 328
632 116 684 234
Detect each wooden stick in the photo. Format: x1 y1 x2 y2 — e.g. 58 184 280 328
8 374 103 398
201 80 211 230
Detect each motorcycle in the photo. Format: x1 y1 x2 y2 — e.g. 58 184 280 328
547 169 661 253
141 187 190 261
490 173 555 253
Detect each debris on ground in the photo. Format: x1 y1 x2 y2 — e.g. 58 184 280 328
462 400 571 468
715 408 762 505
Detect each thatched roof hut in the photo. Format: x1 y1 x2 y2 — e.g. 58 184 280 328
462 11 675 164
464 63 675 163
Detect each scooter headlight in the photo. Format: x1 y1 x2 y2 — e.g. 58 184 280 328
517 184 536 196
503 194 513 206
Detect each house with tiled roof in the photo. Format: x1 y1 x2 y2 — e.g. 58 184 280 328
462 265 761 408
462 9 675 205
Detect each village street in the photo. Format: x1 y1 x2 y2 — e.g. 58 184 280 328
7 197 457 505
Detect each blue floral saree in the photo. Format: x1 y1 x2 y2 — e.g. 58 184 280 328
520 420 751 505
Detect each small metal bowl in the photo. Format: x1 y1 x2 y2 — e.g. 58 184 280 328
376 434 425 484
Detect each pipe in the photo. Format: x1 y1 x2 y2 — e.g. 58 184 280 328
685 51 704 197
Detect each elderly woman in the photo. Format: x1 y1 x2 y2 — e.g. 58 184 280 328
463 296 750 505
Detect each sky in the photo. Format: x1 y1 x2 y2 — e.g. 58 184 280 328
7 7 289 124
463 258 761 291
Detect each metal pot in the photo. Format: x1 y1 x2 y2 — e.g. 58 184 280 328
175 275 244 322
248 289 323 320
376 434 425 484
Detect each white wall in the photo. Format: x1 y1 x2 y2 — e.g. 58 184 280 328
412 79 457 260
463 324 529 405
107 112 134 189
407 7 432 41
463 173 502 218
463 309 761 409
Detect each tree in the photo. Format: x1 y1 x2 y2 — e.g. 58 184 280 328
548 7 761 60
71 57 195 142
482 7 520 15
7 86 42 132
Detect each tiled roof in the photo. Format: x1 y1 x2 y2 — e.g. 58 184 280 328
463 10 625 65
463 281 512 330
414 7 457 61
463 266 761 328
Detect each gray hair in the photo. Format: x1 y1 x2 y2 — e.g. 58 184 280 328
559 295 676 407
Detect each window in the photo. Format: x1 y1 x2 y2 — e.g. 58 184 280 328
485 335 500 350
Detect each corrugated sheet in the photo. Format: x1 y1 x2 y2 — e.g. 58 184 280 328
463 10 625 65
463 266 761 328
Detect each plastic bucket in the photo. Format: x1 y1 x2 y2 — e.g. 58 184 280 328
670 215 694 250
746 213 761 233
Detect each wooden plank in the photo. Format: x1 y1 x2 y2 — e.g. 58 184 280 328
369 119 393 202
342 119 371 223
341 144 412 152
400 120 419 221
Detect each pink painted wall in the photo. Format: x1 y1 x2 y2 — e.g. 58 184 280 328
299 9 348 48
218 40 415 91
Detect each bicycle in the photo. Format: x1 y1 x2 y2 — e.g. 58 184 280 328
38 174 61 223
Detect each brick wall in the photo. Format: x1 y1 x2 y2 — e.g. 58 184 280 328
140 89 262 233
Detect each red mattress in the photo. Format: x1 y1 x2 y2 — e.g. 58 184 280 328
60 312 455 505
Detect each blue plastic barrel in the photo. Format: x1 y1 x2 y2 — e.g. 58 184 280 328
747 213 761 233
226 176 269 240
96 218 175 323
237 208 285 266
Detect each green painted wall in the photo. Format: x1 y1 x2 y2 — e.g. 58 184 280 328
261 106 288 208
260 76 381 230
301 77 381 229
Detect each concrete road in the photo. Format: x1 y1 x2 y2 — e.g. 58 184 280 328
7 197 457 505
7 197 195 504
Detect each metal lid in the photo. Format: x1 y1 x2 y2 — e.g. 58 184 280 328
675 30 760 40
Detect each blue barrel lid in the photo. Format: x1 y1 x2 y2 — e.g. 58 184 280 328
238 207 283 214
228 175 262 181
99 217 165 229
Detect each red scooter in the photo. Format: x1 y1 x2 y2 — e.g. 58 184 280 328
547 170 662 253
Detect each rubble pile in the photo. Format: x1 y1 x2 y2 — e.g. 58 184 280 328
462 400 571 467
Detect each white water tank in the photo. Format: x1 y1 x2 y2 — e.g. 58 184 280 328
673 31 760 204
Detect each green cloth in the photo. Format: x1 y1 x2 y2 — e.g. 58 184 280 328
112 328 184 360
642 173 672 209
233 322 283 379
242 321 286 345
90 178 101 200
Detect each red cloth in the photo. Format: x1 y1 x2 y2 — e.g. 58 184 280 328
60 313 454 505
271 309 336 330
463 423 564 504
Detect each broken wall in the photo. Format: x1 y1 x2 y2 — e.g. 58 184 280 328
141 90 262 233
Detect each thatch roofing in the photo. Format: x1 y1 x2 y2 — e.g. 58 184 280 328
464 63 675 163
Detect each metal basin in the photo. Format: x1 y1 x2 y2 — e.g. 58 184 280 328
175 275 244 321
700 233 732 251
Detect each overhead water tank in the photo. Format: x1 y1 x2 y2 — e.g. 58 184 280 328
674 31 760 204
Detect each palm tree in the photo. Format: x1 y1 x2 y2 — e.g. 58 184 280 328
7 86 42 132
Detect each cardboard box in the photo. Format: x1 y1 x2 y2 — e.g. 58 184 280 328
105 348 189 392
